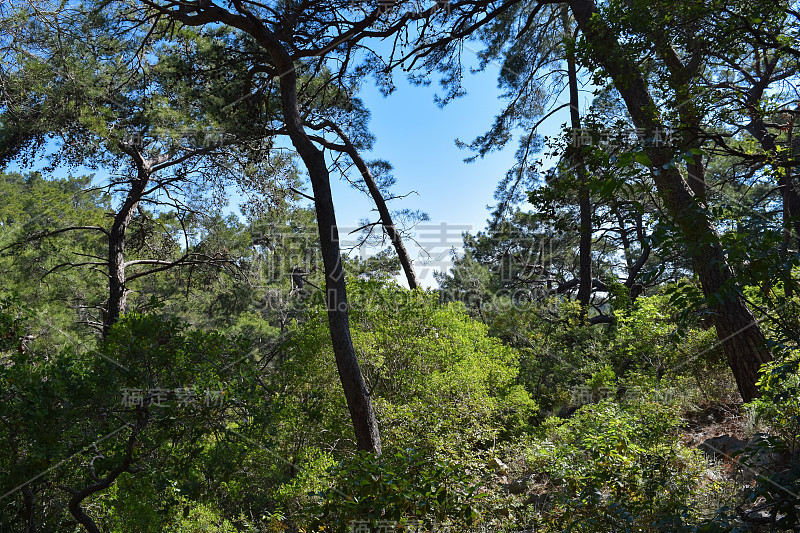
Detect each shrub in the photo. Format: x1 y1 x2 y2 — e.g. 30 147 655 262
310 448 485 532
522 400 705 532
282 278 537 458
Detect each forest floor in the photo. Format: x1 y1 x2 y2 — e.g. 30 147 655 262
681 402 749 450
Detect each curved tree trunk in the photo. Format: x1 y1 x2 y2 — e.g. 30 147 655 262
571 0 772 401
284 108 381 454
141 0 383 454
279 85 382 453
242 23 382 455
104 167 150 337
313 120 420 289
64 410 147 533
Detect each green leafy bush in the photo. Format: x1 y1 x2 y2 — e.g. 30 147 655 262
737 349 800 529
751 348 800 452
310 449 485 532
282 278 537 457
484 297 605 416
522 400 705 532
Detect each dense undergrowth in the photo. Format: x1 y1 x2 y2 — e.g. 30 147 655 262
3 278 799 532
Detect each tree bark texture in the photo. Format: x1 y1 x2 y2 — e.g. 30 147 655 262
570 0 772 401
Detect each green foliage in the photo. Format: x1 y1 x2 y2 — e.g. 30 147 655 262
311 449 484 532
5 1 800 531
584 364 617 402
163 497 239 533
524 400 705 532
609 289 726 385
485 297 605 415
281 278 536 458
343 248 402 282
0 301 269 531
273 448 337 518
0 172 109 346
752 349 800 452
723 349 800 530
265 279 536 530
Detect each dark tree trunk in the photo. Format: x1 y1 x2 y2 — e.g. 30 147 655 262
656 40 706 201
564 11 592 314
791 138 800 258
283 116 382 453
256 31 382 455
690 243 772 400
571 0 772 401
577 185 592 310
103 168 149 337
321 121 420 289
22 485 36 533
143 0 383 454
280 93 382 455
65 410 147 533
747 114 800 297
617 208 650 301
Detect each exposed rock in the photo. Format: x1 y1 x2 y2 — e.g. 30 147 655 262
698 434 748 459
698 432 783 483
736 433 782 480
748 432 771 444
524 492 552 509
487 457 509 476
508 477 528 495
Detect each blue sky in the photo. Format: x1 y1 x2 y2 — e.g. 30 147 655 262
4 42 571 288
331 50 569 286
